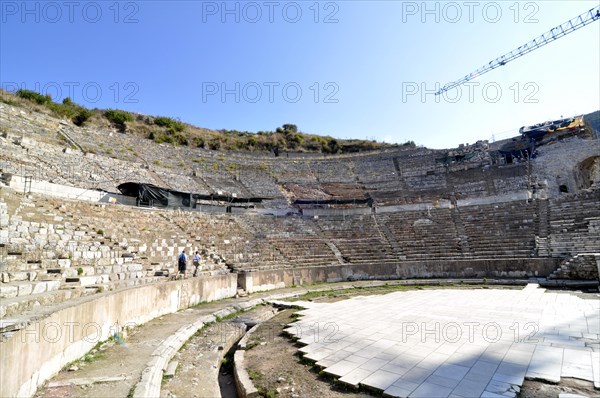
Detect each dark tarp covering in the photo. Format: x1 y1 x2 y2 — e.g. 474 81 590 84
117 182 269 208
118 182 186 207
168 191 191 207
140 184 169 206
293 197 371 206
194 194 267 203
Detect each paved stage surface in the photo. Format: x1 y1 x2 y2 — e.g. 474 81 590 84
284 284 600 398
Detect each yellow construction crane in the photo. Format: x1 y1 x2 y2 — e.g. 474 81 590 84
436 6 600 95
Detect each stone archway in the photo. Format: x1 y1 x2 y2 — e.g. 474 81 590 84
575 156 600 190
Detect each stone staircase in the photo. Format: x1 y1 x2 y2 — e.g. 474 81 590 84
547 190 600 257
380 209 463 260
315 215 400 265
450 207 472 256
548 253 600 281
460 201 537 258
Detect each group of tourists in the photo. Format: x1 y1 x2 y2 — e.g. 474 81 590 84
176 249 202 279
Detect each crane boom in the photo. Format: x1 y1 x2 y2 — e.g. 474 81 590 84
436 6 600 95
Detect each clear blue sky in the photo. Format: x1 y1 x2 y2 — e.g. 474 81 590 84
1 0 599 149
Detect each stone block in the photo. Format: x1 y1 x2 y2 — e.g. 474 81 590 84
79 276 97 287
127 264 143 272
97 258 112 266
17 283 33 296
8 272 29 282
57 259 71 268
31 282 47 294
45 281 61 291
82 251 95 259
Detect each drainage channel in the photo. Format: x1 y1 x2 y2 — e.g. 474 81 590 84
218 337 241 398
161 306 278 398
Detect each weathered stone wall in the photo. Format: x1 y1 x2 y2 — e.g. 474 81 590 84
238 259 560 293
532 136 600 196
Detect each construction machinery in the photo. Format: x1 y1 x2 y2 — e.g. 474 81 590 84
436 6 600 95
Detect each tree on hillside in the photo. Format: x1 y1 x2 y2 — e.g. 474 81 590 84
282 124 298 133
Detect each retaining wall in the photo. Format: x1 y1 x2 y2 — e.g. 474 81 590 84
0 273 237 398
238 259 560 293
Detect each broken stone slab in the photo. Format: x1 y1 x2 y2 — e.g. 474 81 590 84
164 360 178 379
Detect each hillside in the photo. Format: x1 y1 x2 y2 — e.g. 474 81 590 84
0 89 408 155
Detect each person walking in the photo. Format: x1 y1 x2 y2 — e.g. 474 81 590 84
192 251 201 277
177 249 187 279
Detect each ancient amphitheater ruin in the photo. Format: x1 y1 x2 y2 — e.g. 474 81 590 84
0 101 599 398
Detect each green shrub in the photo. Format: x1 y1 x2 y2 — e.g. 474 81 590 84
72 108 93 126
47 102 77 119
193 137 205 148
23 94 94 127
153 132 174 144
173 132 188 146
208 139 221 150
104 109 134 126
153 116 184 133
16 89 51 105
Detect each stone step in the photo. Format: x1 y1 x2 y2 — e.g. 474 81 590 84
0 280 61 299
0 288 82 320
